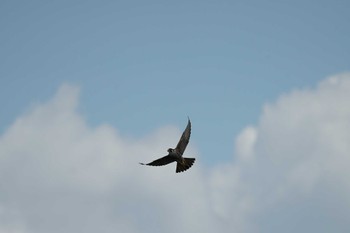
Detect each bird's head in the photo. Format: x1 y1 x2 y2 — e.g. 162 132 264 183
167 148 174 153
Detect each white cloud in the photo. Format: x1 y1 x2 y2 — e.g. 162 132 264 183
0 84 225 233
234 73 350 232
235 126 257 162
1 73 350 233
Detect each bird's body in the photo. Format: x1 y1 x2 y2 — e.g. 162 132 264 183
140 118 195 173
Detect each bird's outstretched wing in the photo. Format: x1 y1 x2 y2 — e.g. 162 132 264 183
140 155 176 166
175 118 191 155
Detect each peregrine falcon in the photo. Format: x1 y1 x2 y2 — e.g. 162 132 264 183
140 118 195 173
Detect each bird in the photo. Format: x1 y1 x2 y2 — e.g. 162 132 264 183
140 118 195 173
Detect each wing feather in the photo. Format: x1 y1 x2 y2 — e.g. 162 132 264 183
175 118 191 155
140 155 176 166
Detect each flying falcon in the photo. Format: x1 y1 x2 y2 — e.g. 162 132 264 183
140 118 195 173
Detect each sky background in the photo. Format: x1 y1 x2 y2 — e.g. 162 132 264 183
1 0 350 232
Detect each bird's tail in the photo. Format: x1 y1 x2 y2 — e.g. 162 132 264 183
176 157 195 173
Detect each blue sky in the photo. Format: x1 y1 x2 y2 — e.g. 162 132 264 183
1 1 350 232
1 0 349 164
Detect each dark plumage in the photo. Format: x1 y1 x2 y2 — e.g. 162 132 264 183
140 118 195 173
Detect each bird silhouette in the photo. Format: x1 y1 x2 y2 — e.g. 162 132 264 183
140 118 195 173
